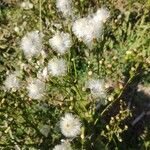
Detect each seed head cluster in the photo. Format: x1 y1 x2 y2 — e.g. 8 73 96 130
4 72 21 91
85 79 106 99
56 0 73 17
27 78 45 100
3 1 111 148
49 32 72 55
21 31 43 58
60 113 81 138
48 58 67 76
53 141 72 150
72 8 109 47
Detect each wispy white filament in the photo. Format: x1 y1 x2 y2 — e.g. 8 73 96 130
21 1 33 10
85 79 106 99
21 31 42 58
49 32 72 55
48 58 67 76
56 0 73 17
53 141 72 150
72 8 109 48
27 78 45 100
37 67 48 80
4 72 21 91
72 17 103 47
93 8 110 23
60 113 81 138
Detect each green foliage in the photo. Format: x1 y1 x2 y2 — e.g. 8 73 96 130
0 0 150 149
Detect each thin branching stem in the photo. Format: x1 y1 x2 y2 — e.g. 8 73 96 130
100 73 137 117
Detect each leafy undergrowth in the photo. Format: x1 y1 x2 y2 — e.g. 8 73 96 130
0 0 150 149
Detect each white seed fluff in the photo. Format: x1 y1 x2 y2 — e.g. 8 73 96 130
4 72 21 91
60 113 81 138
72 18 89 40
85 79 106 99
27 78 45 100
72 17 103 47
20 1 33 10
53 141 72 150
72 8 109 47
48 58 67 76
56 0 72 17
93 8 110 23
37 67 48 80
21 31 42 58
49 32 72 55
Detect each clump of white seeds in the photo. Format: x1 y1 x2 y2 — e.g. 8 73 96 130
4 72 21 91
20 1 33 10
21 31 43 58
27 78 45 100
72 8 109 48
37 67 48 81
49 32 72 55
53 141 72 150
92 8 110 23
72 17 103 47
85 79 106 99
56 0 73 17
48 58 67 76
60 113 81 138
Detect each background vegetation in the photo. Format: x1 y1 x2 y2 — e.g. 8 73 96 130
0 0 150 149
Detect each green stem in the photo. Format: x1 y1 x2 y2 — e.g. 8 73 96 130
39 0 42 32
68 50 71 73
100 74 135 117
96 48 100 76
73 58 77 78
73 85 82 99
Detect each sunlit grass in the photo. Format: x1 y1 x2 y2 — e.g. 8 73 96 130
0 0 150 149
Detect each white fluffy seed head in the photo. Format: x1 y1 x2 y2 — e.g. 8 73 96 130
48 58 67 76
21 31 42 58
27 78 45 100
93 8 110 23
56 0 73 17
72 8 109 47
85 79 106 99
60 113 81 138
49 32 72 55
4 72 21 91
72 18 89 40
72 17 103 47
37 67 48 80
20 1 33 10
53 141 72 150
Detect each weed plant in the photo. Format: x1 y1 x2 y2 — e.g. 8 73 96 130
0 0 150 149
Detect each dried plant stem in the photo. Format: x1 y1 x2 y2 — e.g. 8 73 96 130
132 111 145 126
